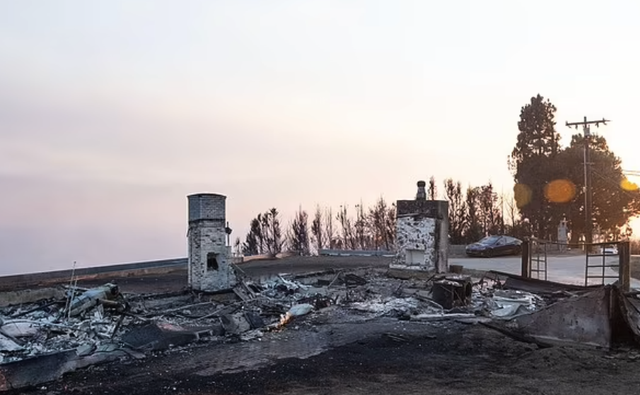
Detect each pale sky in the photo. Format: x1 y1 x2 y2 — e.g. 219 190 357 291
1 0 638 275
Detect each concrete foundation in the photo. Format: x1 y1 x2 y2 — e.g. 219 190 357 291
187 193 236 291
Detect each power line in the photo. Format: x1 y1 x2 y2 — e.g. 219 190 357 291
565 117 611 246
588 169 637 241
591 169 638 201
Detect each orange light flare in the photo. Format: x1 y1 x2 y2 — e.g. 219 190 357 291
544 179 577 203
514 183 532 208
621 177 640 192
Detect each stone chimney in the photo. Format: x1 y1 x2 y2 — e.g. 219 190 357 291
393 181 450 273
416 180 427 201
187 193 237 291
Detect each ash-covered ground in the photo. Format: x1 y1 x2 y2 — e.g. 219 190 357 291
4 256 640 395
23 320 640 395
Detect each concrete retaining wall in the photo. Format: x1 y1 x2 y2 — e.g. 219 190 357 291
0 287 66 307
0 258 188 291
0 245 469 292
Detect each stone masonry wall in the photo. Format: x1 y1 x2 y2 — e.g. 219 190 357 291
187 193 236 291
394 216 437 270
188 220 236 290
392 198 449 273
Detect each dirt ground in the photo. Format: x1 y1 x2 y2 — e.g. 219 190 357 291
14 318 640 395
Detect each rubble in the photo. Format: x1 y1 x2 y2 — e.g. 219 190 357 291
64 283 122 317
221 312 259 335
0 265 633 392
1 321 39 338
351 297 422 318
121 322 211 351
489 289 543 319
0 334 21 353
504 285 613 348
288 304 314 317
431 275 472 309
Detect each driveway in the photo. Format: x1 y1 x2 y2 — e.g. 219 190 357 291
452 254 640 289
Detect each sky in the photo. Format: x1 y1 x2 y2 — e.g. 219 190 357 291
1 0 639 275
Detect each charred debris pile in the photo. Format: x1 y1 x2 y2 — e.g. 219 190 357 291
0 267 635 391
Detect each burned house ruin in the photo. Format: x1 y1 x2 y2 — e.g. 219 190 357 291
391 181 449 272
187 193 236 291
0 189 639 393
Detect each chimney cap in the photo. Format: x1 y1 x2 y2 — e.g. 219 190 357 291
417 180 426 187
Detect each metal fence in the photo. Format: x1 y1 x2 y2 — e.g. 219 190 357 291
520 238 631 291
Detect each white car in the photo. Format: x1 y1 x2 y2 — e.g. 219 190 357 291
601 246 618 255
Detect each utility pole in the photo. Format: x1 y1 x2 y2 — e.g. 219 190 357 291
565 116 610 247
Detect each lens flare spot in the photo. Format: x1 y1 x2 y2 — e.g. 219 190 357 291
544 179 576 203
514 183 532 208
621 178 639 191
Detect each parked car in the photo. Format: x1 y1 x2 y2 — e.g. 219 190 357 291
465 235 522 258
601 246 618 255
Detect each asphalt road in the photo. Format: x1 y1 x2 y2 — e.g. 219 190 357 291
452 253 640 288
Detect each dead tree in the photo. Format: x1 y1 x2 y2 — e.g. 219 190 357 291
311 205 325 252
287 207 310 256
